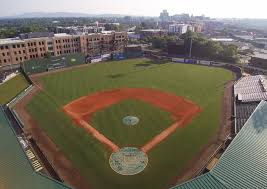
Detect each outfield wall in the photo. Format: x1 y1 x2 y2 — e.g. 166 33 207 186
22 53 86 75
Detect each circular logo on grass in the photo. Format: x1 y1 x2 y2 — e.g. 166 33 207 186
123 116 139 126
109 147 148 175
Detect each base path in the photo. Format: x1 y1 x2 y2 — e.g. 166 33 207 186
141 108 199 153
63 88 201 153
14 76 92 189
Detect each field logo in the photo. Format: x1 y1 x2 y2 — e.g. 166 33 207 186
109 147 148 175
122 116 139 126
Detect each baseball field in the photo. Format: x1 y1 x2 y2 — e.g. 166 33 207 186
24 58 232 189
0 74 29 105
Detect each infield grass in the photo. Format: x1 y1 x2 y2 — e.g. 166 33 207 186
25 58 233 189
0 74 29 105
90 99 173 147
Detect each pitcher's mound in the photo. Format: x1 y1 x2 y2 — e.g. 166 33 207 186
109 147 148 175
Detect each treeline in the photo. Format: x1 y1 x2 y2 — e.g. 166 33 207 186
141 31 239 63
0 25 47 38
141 36 177 49
182 31 238 63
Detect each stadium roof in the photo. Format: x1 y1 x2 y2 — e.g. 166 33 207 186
172 100 267 189
0 107 72 189
234 75 267 102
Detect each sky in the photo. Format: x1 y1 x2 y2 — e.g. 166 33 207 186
1 0 267 19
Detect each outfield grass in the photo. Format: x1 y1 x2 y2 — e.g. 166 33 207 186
90 99 173 147
0 74 29 105
25 58 233 189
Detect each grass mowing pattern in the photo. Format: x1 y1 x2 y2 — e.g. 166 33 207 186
0 74 29 105
90 99 173 147
26 58 233 189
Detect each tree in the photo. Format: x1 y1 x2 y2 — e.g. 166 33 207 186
44 52 52 59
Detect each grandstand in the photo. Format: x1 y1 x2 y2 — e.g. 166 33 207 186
234 75 267 102
234 75 267 133
234 102 258 133
0 107 71 189
172 101 267 188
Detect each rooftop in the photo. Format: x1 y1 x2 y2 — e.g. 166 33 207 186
0 38 24 45
211 38 235 42
140 29 166 32
252 52 267 60
0 107 71 189
173 100 267 189
54 33 72 37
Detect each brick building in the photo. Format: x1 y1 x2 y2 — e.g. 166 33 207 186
0 31 127 67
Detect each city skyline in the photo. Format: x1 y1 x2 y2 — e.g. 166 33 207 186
1 0 267 19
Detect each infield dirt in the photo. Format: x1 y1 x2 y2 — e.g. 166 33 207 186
63 88 201 153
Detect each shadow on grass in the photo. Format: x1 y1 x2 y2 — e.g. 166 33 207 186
106 73 125 79
106 60 170 79
134 63 153 67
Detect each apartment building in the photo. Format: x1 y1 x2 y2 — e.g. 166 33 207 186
168 24 189 34
53 34 81 56
0 31 127 67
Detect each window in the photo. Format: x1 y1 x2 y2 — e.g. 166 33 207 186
16 57 18 61
14 51 17 55
4 59 6 63
5 46 8 49
22 44 25 47
2 53 5 56
24 56 27 60
20 57 22 61
0 46 3 50
42 41 44 45
23 50 25 53
13 45 16 48
7 52 9 56
39 42 41 45
19 51 21 54
29 49 32 52
34 42 36 45
17 44 20 48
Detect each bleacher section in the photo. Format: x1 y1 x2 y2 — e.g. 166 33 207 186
235 102 259 133
0 107 71 189
234 75 267 102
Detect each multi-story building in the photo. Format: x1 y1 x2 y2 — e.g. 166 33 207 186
159 10 170 22
56 26 105 35
193 24 203 33
139 29 167 39
0 31 127 67
168 24 189 34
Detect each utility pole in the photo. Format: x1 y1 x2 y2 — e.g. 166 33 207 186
189 37 193 58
